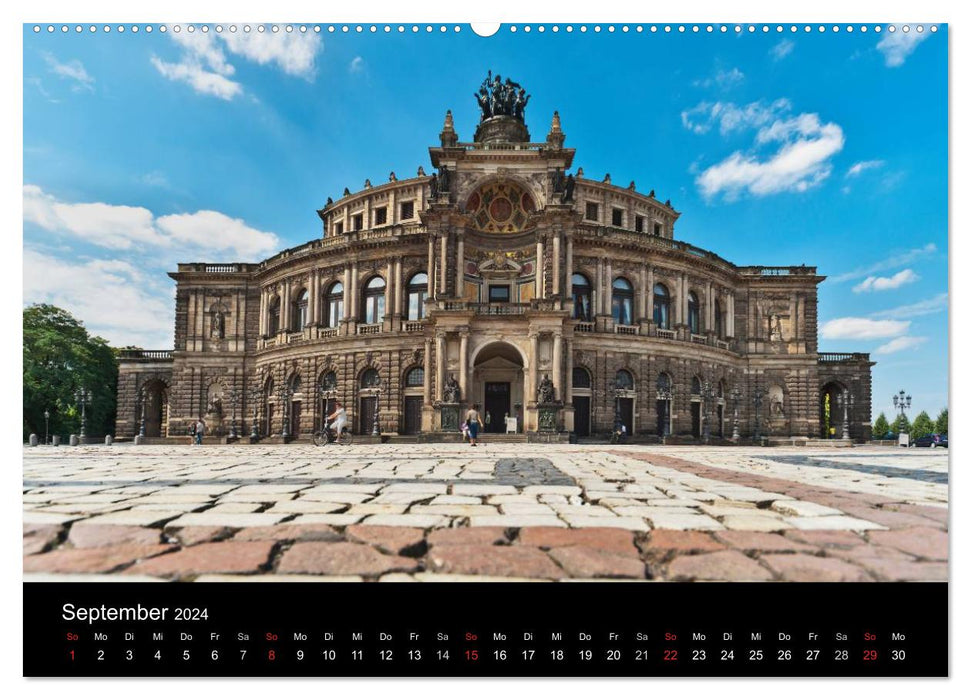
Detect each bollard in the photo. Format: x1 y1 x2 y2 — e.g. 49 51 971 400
69 434 79 447
52 435 60 446
29 434 38 447
104 435 113 446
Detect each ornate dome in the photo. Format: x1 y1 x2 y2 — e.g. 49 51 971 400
465 180 536 233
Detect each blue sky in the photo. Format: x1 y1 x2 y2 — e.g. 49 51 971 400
22 23 948 421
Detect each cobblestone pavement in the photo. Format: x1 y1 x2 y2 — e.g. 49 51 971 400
23 444 948 582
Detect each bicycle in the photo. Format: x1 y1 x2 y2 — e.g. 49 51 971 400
312 422 353 446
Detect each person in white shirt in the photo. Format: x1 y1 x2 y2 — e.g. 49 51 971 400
326 402 348 444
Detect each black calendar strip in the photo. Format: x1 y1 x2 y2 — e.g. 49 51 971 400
24 582 947 677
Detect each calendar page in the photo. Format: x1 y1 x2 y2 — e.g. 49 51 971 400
21 17 949 678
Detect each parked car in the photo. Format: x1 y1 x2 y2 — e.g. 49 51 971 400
880 431 899 441
912 433 948 448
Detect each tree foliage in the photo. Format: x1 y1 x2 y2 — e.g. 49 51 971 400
872 412 890 438
910 411 935 440
891 413 911 436
23 304 117 441
935 408 948 435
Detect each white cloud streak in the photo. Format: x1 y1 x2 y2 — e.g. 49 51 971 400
852 268 919 293
770 39 794 60
42 52 95 92
877 29 931 67
830 243 938 283
870 293 948 320
820 317 910 340
693 67 744 89
846 160 885 177
875 336 927 355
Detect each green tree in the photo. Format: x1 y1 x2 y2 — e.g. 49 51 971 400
891 413 911 435
23 304 118 441
873 412 890 438
911 411 935 439
935 408 948 435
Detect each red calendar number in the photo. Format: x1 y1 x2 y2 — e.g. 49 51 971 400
663 649 678 662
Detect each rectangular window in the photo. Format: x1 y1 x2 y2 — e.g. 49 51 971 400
401 201 415 220
488 285 511 303
374 206 388 226
612 208 624 227
635 215 644 233
334 221 344 235
352 213 364 231
585 202 599 221
653 222 663 236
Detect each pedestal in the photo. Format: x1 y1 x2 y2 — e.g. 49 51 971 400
537 403 561 432
440 404 460 432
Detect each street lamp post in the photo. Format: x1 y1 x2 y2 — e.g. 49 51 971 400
371 381 384 437
752 387 765 441
656 374 673 438
44 409 50 446
278 384 294 439
248 384 262 440
227 387 239 439
74 387 91 439
892 389 911 428
729 387 741 441
841 389 855 440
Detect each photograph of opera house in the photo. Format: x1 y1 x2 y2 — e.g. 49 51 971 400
116 76 873 444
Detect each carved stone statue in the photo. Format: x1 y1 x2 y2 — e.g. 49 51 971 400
537 374 556 403
769 314 784 342
561 174 576 203
211 311 225 339
552 168 564 194
429 173 438 199
439 165 450 193
443 374 461 403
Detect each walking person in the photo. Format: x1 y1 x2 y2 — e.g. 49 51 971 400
465 403 482 447
194 416 206 445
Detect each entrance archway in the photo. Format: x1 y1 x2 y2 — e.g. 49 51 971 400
140 379 169 437
471 341 526 433
820 381 846 439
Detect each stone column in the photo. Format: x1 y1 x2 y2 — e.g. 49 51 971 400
552 232 561 296
459 332 469 402
564 235 574 299
638 264 647 320
596 259 604 315
536 238 544 299
706 281 714 332
727 293 735 337
456 234 465 298
435 333 446 401
565 338 574 403
529 333 539 402
395 258 404 316
259 289 267 336
605 259 613 316
439 233 448 297
646 266 655 321
281 280 291 332
427 235 435 298
423 338 432 405
386 259 395 322
309 270 319 325
342 266 351 319
552 333 563 400
675 273 685 326
350 263 359 319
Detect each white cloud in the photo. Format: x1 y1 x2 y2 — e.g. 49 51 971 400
696 112 844 199
875 336 927 355
852 268 919 293
156 211 280 259
23 185 280 259
877 29 931 67
681 98 790 135
349 56 365 73
871 292 948 319
220 30 321 79
693 67 744 89
846 160 885 177
23 248 174 349
820 317 910 340
139 171 170 188
151 55 242 100
42 52 95 92
830 243 937 283
771 39 794 60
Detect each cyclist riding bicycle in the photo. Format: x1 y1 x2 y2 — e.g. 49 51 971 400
326 401 348 444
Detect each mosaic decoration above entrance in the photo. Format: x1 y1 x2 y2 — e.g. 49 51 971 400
466 181 536 233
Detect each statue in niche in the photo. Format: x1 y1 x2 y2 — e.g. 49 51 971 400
552 168 564 194
443 374 461 403
439 165 451 193
211 310 225 339
561 174 575 203
429 173 438 198
769 314 784 342
537 374 556 403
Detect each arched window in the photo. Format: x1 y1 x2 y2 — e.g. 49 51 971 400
407 272 428 320
612 277 634 325
572 367 591 389
714 299 723 338
691 376 702 395
268 296 281 335
572 273 593 321
292 289 309 332
616 369 635 390
324 282 343 328
362 276 386 324
320 371 337 391
360 368 380 388
688 291 700 335
289 374 302 393
405 367 425 387
656 372 672 394
653 283 670 329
